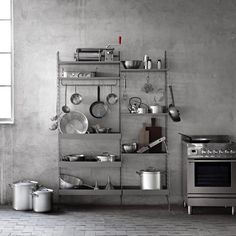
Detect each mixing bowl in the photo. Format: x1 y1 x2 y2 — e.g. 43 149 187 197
122 143 138 153
122 60 142 69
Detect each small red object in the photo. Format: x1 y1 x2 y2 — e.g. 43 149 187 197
118 36 122 45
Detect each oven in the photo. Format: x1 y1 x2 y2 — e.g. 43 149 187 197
187 159 236 194
181 135 236 215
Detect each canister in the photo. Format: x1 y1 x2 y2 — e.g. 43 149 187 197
136 168 163 190
32 188 53 213
12 180 38 211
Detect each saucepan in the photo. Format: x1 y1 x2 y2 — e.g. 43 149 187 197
106 86 118 105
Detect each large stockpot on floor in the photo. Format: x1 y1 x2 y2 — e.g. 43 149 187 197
11 180 38 211
32 188 53 213
136 167 163 190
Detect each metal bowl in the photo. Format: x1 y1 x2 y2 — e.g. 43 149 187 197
122 143 138 153
59 111 88 134
122 60 142 69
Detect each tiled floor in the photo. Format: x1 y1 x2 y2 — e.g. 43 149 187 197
0 205 236 236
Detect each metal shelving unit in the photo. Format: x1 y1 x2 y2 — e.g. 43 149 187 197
56 51 122 201
56 51 170 208
120 51 170 209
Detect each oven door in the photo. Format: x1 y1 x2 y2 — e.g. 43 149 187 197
187 159 236 194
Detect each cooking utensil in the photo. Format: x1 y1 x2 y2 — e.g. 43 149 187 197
105 176 114 190
178 133 211 143
106 86 118 105
11 180 38 211
122 143 138 153
59 111 88 134
60 174 93 189
32 187 53 213
62 85 70 113
149 105 162 114
128 97 142 113
136 167 163 190
89 86 108 119
122 75 128 101
121 60 142 69
94 180 99 190
145 118 162 153
50 112 62 121
137 137 166 153
96 155 110 162
49 122 58 131
70 86 82 105
97 128 112 133
138 123 149 148
65 154 85 162
168 85 181 122
142 73 154 93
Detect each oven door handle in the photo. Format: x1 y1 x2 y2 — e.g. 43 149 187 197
189 159 236 163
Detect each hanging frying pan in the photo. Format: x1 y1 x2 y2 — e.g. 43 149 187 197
89 86 108 119
168 85 181 122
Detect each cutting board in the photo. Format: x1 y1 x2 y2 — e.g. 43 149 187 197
138 123 149 149
146 118 162 153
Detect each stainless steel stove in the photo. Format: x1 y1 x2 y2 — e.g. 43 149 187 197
181 134 236 215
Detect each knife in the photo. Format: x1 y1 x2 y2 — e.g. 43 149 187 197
137 137 166 153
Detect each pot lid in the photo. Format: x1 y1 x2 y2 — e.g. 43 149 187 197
13 180 38 186
33 188 53 194
139 167 160 172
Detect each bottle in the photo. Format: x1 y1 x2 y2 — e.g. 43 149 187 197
157 59 162 70
144 55 149 69
147 59 152 69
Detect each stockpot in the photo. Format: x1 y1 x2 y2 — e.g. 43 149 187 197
11 180 38 211
32 188 53 213
136 167 163 190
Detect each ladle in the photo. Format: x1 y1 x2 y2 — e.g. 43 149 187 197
62 85 70 113
70 86 82 105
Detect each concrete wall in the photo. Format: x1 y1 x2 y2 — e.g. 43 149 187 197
1 0 236 204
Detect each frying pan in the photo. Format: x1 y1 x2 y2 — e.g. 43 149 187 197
168 85 181 122
90 86 108 118
178 133 210 143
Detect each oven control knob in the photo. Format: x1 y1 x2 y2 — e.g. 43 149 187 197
219 150 224 154
207 150 212 154
212 150 218 154
201 150 207 154
230 150 236 154
225 150 230 154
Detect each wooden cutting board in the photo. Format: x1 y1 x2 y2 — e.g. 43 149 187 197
138 123 149 149
146 118 162 153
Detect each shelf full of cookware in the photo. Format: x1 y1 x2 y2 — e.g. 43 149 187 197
54 45 180 208
59 133 121 140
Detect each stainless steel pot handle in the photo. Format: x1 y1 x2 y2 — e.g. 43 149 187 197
32 193 39 197
136 171 141 175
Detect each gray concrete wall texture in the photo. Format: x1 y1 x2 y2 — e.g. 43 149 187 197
1 0 236 204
